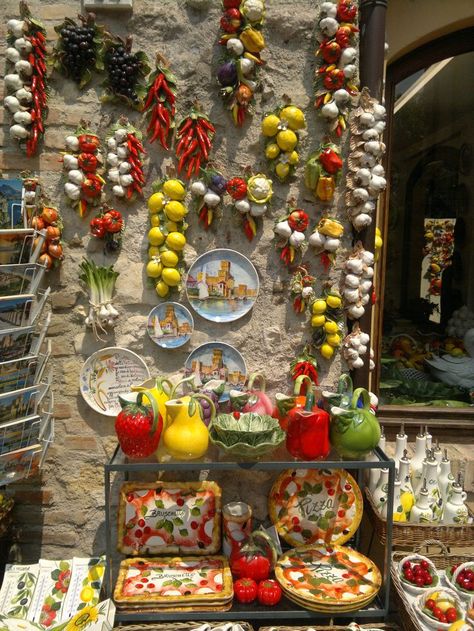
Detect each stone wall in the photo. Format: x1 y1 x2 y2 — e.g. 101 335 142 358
1 0 351 561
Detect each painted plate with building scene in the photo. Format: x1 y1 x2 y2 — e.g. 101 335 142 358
184 342 247 396
147 302 194 349
269 468 363 547
185 249 259 323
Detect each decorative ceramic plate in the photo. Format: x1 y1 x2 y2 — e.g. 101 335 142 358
185 248 259 323
113 556 233 608
79 347 150 417
117 481 222 555
184 342 247 394
275 544 381 610
269 469 363 547
147 302 193 349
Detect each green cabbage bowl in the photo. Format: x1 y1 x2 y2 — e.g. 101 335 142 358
209 413 285 459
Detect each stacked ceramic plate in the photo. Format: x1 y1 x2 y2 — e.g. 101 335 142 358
114 556 233 612
275 544 382 613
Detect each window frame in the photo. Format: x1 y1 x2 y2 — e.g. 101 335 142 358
374 27 474 425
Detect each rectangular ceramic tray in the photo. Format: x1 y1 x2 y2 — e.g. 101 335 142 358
113 556 233 609
0 263 46 297
117 481 222 556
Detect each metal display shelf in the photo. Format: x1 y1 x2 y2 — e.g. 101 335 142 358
104 444 395 623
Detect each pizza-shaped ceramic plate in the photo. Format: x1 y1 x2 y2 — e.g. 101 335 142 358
275 544 381 610
117 482 222 555
269 468 363 547
113 556 233 608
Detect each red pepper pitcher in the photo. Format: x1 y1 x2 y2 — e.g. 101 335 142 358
286 380 330 460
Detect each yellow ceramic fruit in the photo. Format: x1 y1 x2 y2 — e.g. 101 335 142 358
240 27 265 53
451 348 464 357
166 231 186 251
449 621 470 631
165 221 178 232
287 150 299 165
88 565 104 580
146 259 163 279
326 294 342 309
150 214 161 227
276 129 297 151
312 300 327 315
80 587 94 602
262 114 281 137
162 267 181 286
164 200 187 222
400 491 415 514
437 600 455 613
275 162 290 179
148 227 165 246
326 333 341 347
311 315 326 328
148 246 161 259
148 192 165 213
160 250 179 267
324 320 339 334
155 280 169 298
265 143 280 159
163 397 210 460
280 106 306 131
393 511 407 522
320 343 335 359
163 179 186 201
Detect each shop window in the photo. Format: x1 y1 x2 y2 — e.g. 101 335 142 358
378 36 474 413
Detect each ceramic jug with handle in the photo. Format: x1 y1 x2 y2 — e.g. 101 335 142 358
163 393 215 461
393 473 406 522
409 479 433 523
372 468 389 518
438 448 455 504
442 474 469 525
424 451 443 522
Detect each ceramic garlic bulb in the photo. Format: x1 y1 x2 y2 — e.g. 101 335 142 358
438 448 455 504
442 474 469 525
409 479 434 523
411 426 427 496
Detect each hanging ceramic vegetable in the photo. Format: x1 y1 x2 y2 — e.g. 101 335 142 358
342 324 371 370
314 0 359 136
346 89 387 231
143 54 177 150
217 0 266 126
227 173 273 240
146 177 188 298
175 108 215 179
289 345 319 387
52 13 104 88
79 258 119 339
102 34 150 109
261 104 306 181
310 290 344 360
190 169 228 230
23 176 64 269
341 245 374 320
62 123 105 217
5 2 48 157
274 207 309 266
106 118 146 200
308 216 344 268
89 205 124 253
289 266 316 314
305 141 343 201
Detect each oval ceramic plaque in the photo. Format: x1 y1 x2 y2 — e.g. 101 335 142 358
147 302 194 349
275 544 381 610
80 347 150 417
185 249 259 323
269 468 363 547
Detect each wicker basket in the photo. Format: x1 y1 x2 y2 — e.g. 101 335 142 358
113 623 254 631
391 539 474 631
259 625 399 631
365 488 474 547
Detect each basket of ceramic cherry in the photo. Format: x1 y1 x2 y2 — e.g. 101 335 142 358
415 588 466 629
445 563 474 602
399 554 440 595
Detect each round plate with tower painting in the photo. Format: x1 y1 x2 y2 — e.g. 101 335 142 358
147 302 194 349
185 249 259 323
184 342 247 396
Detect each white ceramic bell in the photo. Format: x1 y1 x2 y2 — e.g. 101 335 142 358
409 478 434 523
438 448 455 504
411 426 427 496
373 468 390 518
442 474 469 525
394 423 407 472
424 450 443 522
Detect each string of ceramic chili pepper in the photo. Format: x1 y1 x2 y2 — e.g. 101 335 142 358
175 111 215 180
5 2 48 157
143 55 177 150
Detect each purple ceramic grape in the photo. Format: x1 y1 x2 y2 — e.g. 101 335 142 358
209 174 227 195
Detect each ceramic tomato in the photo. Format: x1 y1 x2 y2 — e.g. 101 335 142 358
319 40 342 64
226 177 248 199
78 152 99 173
81 174 103 198
102 209 123 233
220 8 241 33
337 0 358 22
234 578 258 604
90 217 106 238
78 133 100 153
257 579 282 606
288 209 309 232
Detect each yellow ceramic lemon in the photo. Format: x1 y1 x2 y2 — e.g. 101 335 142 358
164 200 187 222
287 150 299 165
148 227 165 246
262 114 280 137
165 221 178 232
265 143 280 159
326 294 342 309
150 214 161 227
321 343 335 359
312 300 327 315
162 267 181 287
275 162 290 179
166 232 186 251
311 315 326 328
148 246 161 259
155 280 169 298
280 105 306 130
162 179 186 201
146 259 163 279
324 320 339 334
160 250 179 268
276 129 297 151
326 333 341 347
148 192 164 213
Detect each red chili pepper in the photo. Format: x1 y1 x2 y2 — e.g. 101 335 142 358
180 138 198 162
178 118 193 136
197 118 215 134
194 154 201 175
186 156 196 179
